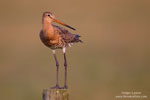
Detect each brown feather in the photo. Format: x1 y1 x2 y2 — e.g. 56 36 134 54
53 25 81 43
40 12 82 49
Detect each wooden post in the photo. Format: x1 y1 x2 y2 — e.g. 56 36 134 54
42 89 69 100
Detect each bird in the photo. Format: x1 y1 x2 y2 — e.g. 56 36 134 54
40 12 82 89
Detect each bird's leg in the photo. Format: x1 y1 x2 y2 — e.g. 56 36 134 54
51 50 61 89
62 48 68 89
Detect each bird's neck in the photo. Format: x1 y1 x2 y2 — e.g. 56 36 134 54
42 21 55 39
42 21 53 31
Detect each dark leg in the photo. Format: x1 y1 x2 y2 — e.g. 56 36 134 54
63 48 68 89
51 50 60 89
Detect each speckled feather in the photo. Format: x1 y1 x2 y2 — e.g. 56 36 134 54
53 25 82 43
40 12 82 49
40 25 82 49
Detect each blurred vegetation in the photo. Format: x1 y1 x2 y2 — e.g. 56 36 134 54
0 0 150 100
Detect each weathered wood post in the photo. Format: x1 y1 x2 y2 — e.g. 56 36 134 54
42 89 69 100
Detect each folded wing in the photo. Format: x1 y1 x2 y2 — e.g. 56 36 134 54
53 25 82 43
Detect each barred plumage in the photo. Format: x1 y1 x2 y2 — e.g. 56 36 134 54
40 24 82 49
39 12 82 89
40 12 82 50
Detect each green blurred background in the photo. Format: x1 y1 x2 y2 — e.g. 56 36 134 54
0 0 150 100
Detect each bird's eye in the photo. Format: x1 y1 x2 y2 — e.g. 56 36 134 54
48 14 50 17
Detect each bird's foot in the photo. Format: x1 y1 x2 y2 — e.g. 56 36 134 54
61 85 68 89
50 85 61 89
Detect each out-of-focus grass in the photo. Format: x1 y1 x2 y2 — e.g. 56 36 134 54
0 0 150 100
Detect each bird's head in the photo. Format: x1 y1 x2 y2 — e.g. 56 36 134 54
42 12 55 23
42 12 76 30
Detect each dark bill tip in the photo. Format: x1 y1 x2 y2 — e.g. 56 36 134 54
66 25 76 30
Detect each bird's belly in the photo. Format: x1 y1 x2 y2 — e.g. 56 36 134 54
40 30 63 49
40 36 65 49
49 38 65 49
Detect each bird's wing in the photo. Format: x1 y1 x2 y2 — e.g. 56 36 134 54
53 25 82 43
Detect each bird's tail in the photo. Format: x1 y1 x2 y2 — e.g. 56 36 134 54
74 34 83 43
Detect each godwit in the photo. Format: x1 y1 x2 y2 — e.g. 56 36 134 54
40 12 82 89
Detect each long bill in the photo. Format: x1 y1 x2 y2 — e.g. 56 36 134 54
53 18 76 30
